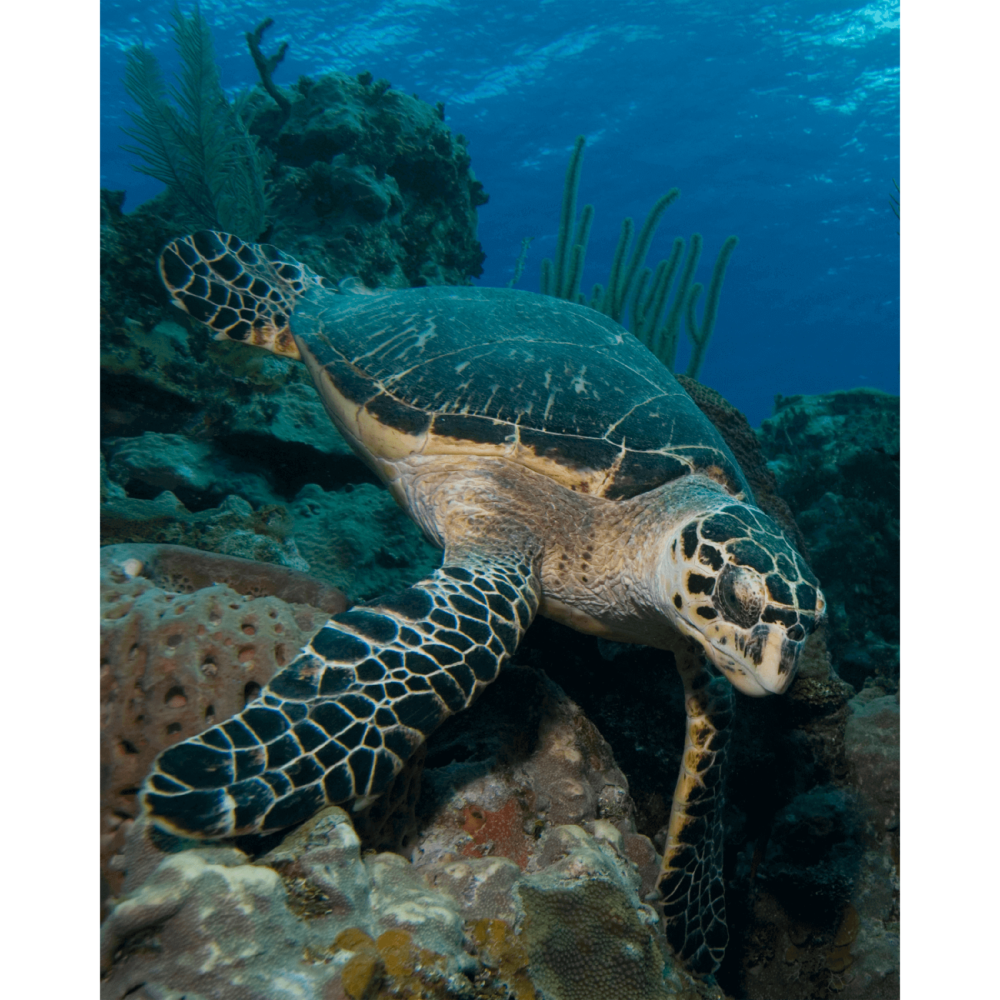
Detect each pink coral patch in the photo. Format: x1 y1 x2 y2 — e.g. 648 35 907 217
459 799 533 869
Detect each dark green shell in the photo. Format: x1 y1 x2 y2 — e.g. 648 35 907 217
295 284 750 502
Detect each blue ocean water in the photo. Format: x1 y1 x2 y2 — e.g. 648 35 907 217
100 0 899 427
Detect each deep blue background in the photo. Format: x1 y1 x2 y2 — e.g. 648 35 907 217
100 0 899 427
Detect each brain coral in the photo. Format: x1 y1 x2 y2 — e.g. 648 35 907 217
519 877 673 1000
514 826 716 1000
100 544 345 910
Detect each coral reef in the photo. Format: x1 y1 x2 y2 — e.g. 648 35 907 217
114 4 487 289
122 6 273 240
102 455 440 602
100 479 311 572
99 416 899 999
100 544 344 911
836 692 900 998
411 666 634 868
101 668 723 1000
99 370 900 999
757 389 900 691
101 807 481 1000
102 51 486 605
251 70 487 289
730 684 899 999
756 785 864 923
516 825 684 1000
101 44 899 989
101 67 471 606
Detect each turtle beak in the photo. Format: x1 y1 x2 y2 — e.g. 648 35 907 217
672 612 801 697
702 626 802 697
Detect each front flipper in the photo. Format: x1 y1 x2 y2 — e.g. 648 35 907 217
159 231 325 359
140 550 540 838
656 643 734 975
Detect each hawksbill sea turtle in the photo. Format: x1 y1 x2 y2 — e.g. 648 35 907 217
141 230 825 974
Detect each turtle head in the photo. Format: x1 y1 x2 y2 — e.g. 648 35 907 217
660 499 825 697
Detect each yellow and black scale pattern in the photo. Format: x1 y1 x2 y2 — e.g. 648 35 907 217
674 504 822 676
141 552 540 838
656 655 734 975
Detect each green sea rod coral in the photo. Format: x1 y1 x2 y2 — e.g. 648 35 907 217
540 136 737 379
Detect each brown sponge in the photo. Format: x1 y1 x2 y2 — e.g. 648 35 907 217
100 544 345 912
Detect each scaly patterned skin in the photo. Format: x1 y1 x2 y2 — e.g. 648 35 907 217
661 485 824 698
655 640 734 976
158 231 325 359
149 231 826 978
141 548 540 838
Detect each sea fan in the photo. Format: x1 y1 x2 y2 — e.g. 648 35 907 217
121 5 272 240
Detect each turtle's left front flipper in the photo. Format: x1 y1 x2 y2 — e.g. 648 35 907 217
657 643 734 975
159 230 326 359
139 545 540 839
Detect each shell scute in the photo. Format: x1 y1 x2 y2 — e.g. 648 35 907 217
293 284 748 499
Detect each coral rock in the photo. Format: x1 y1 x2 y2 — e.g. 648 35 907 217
100 545 342 910
516 825 713 1000
103 807 480 1000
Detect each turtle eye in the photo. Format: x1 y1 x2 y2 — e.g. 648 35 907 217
714 564 764 628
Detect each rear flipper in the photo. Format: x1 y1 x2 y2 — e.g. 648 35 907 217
656 644 734 976
140 551 539 838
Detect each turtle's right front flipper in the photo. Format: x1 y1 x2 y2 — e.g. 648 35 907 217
140 551 540 839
